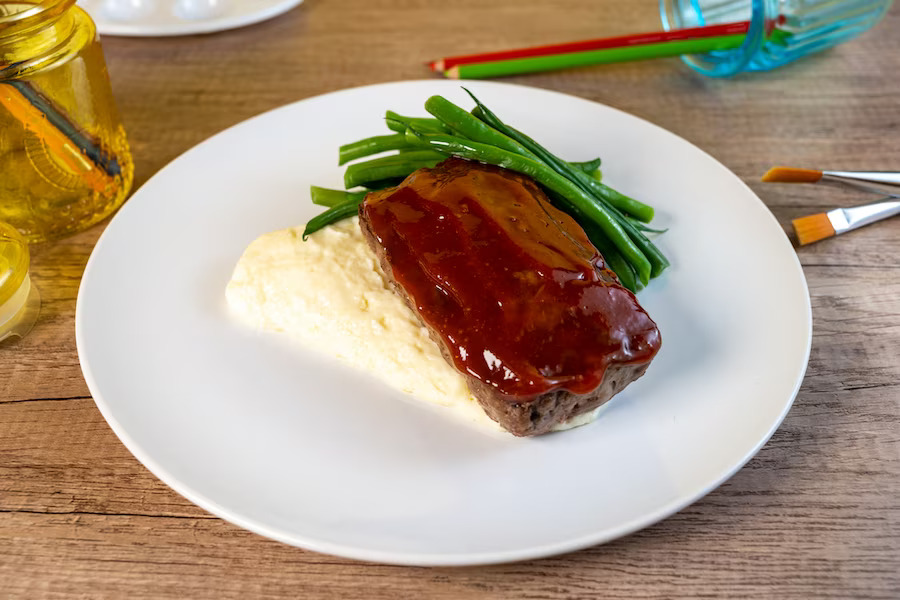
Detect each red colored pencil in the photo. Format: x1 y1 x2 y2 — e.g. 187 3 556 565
429 21 754 72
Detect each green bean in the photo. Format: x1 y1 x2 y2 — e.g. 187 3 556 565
585 178 654 223
430 96 627 231
466 93 665 277
626 217 668 234
471 103 654 223
310 186 368 208
407 128 652 283
543 190 640 288
385 119 405 133
338 133 413 165
577 180 669 275
428 96 609 187
360 177 405 190
344 161 437 189
601 200 668 277
343 150 444 189
586 227 640 293
467 93 655 224
356 149 444 164
302 197 365 240
570 157 602 175
628 225 669 277
427 96 659 278
424 95 534 157
385 111 449 134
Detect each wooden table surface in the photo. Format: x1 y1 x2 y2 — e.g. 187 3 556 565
3 1 899 597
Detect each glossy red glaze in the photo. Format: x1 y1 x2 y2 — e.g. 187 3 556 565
362 158 660 400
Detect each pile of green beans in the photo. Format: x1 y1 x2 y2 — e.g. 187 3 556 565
303 92 668 291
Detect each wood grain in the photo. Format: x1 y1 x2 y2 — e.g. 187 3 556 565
2 1 899 597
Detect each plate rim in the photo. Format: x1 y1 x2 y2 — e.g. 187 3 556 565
76 79 812 566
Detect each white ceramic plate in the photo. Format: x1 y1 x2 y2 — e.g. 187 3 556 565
76 80 811 566
77 0 303 37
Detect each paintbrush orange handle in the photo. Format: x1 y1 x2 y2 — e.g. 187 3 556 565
763 166 900 198
0 84 112 194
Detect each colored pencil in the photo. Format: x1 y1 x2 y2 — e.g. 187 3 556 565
444 33 748 79
430 20 753 72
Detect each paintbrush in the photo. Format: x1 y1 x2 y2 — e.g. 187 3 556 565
762 166 900 197
791 197 900 245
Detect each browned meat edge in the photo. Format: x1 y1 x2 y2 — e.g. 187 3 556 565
357 206 652 437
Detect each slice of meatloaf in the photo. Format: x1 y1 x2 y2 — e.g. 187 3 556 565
358 157 660 436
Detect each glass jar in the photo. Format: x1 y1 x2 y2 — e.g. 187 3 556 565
0 220 40 343
0 0 134 242
660 0 894 77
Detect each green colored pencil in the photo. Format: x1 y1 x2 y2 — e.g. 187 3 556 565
445 34 748 79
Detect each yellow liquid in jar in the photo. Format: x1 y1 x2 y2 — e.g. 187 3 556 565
0 220 27 305
0 220 39 342
0 3 134 243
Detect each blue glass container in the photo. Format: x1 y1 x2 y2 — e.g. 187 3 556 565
660 0 893 76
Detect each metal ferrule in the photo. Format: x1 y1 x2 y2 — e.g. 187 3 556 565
822 171 900 197
827 197 900 234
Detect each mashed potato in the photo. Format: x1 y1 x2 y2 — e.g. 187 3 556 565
226 217 601 434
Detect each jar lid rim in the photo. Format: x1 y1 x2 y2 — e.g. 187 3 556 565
0 0 74 30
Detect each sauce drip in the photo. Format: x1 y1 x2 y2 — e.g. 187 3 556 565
362 158 660 400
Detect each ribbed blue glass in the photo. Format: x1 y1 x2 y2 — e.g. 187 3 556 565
660 0 894 76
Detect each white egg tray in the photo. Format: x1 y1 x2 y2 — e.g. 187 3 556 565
77 0 304 37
